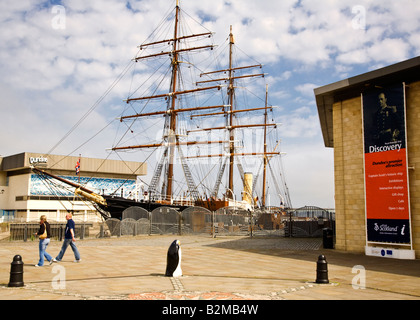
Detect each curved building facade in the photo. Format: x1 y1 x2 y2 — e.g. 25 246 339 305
0 152 146 222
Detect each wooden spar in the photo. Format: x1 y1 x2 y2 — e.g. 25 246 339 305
133 45 215 62
196 73 266 85
119 104 229 121
112 140 228 151
120 110 167 120
190 105 273 118
125 85 221 103
187 123 277 133
200 64 262 76
190 110 226 118
138 32 213 49
185 151 281 159
112 142 163 150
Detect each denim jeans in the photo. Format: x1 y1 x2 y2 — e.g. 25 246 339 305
56 239 81 261
38 238 52 266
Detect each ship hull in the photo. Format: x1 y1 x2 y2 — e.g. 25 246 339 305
98 196 232 220
100 195 192 219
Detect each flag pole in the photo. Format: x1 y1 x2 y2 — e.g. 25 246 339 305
76 154 81 184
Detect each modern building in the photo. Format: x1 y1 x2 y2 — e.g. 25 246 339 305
315 56 420 259
0 152 146 222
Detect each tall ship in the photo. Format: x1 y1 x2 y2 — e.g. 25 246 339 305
32 0 292 220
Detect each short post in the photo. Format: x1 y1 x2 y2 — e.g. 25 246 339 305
23 224 28 242
315 254 329 284
8 255 24 287
100 224 104 238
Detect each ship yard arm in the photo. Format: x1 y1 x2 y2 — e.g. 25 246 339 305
187 122 278 133
111 140 229 151
118 104 230 122
124 86 221 104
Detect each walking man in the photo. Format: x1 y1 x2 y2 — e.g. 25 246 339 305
51 212 81 263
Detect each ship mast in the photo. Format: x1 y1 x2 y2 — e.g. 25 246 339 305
262 84 268 207
113 7 281 206
166 0 181 201
194 26 273 201
113 0 221 203
227 26 235 195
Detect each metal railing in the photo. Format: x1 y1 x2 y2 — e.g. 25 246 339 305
7 222 93 241
2 205 335 241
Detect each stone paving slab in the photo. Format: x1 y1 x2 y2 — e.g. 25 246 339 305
0 235 419 301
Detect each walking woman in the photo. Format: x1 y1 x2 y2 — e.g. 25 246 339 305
35 215 53 267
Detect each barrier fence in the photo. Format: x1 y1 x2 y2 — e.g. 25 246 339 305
7 222 93 241
4 205 335 241
103 206 284 237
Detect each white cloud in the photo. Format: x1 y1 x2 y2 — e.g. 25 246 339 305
278 114 320 139
295 83 318 97
367 38 411 63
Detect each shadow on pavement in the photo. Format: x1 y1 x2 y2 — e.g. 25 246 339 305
204 236 420 278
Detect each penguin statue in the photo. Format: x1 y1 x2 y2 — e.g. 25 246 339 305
165 239 182 277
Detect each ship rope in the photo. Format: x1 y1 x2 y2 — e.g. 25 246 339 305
36 1 293 211
43 1 175 169
46 58 137 158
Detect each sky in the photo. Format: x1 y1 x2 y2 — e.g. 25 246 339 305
1 0 420 209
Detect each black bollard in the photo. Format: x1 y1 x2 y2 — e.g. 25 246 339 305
8 255 24 287
315 254 329 284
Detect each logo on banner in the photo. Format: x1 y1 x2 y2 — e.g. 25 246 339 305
374 223 398 233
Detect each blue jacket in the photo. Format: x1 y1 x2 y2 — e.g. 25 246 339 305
65 219 75 239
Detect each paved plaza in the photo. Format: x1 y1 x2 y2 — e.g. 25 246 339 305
0 235 419 301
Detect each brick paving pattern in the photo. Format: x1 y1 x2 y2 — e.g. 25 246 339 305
0 235 419 300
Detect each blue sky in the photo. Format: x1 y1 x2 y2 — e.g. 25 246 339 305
1 0 420 209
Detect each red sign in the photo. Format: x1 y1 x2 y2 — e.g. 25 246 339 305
362 84 411 244
364 149 409 220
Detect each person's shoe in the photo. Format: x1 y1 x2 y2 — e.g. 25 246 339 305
35 264 41 267
74 259 81 263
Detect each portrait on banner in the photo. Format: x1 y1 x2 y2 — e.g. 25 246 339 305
362 83 411 244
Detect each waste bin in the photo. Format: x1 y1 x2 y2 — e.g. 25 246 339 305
323 228 334 249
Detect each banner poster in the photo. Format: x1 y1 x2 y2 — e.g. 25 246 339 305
362 83 411 244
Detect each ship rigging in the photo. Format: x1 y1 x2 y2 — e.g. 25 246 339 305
32 0 292 219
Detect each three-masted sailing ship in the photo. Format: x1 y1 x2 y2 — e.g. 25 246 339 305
32 0 292 220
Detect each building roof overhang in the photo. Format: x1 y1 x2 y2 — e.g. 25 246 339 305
314 56 420 148
0 152 147 176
